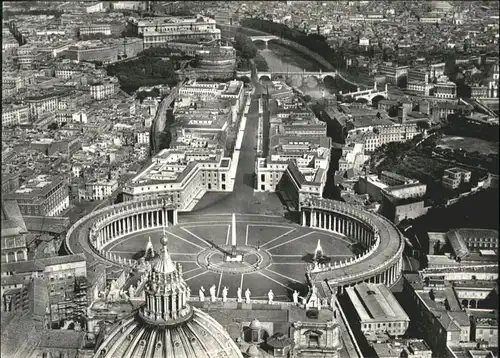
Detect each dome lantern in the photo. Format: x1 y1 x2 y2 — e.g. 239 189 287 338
140 224 191 323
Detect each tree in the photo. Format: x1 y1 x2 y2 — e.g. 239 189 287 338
238 76 251 84
304 94 312 102
444 51 458 76
234 33 257 59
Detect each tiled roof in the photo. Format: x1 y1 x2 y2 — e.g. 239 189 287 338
286 160 306 187
1 254 86 274
28 278 49 320
38 330 85 349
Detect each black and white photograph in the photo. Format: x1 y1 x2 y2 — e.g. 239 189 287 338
1 1 498 357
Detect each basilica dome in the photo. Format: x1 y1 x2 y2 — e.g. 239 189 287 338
93 231 243 358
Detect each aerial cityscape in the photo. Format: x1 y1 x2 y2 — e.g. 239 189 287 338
1 1 498 358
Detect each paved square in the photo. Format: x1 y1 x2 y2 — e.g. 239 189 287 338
105 215 354 301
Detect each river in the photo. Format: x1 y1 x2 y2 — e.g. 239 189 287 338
257 43 356 98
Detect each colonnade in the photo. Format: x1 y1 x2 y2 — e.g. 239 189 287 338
335 255 403 294
92 206 177 251
302 209 375 246
300 197 404 294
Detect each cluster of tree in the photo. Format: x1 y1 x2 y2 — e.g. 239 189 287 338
107 56 178 93
410 188 499 236
236 76 251 84
234 32 258 60
254 53 269 71
446 114 500 142
236 57 251 71
3 9 63 19
138 47 185 58
136 88 161 102
241 18 343 69
158 130 172 152
78 33 114 41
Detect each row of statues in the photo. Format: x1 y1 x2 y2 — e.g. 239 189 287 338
198 285 301 305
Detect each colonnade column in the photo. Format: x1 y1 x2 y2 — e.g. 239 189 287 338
173 210 178 225
328 214 332 231
141 213 144 229
302 211 306 227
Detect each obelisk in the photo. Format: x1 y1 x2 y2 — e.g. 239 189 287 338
226 213 243 262
231 213 237 249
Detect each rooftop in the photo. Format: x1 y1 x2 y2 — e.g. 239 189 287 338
345 282 409 323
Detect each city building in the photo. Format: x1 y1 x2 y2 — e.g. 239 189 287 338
89 76 119 100
371 339 432 358
403 274 471 356
79 24 112 37
3 174 69 217
380 191 428 224
407 68 433 96
129 15 221 48
122 149 232 210
445 228 499 261
434 77 457 99
84 179 118 201
442 167 471 190
62 41 119 64
469 310 498 347
25 93 60 121
1 172 20 194
324 106 420 151
1 200 28 264
2 104 30 127
343 282 410 339
377 62 409 85
255 98 331 209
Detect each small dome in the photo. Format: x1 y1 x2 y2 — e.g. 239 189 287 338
247 345 261 357
249 318 261 330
